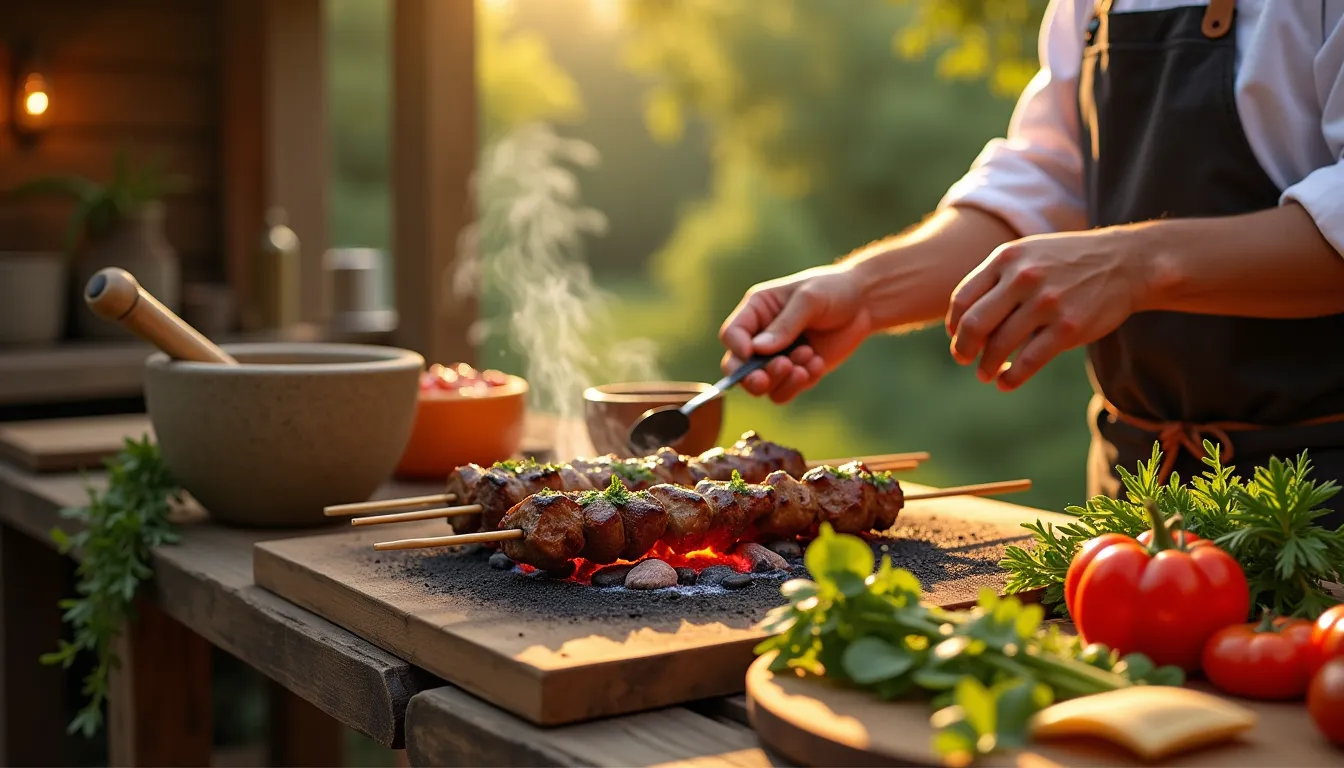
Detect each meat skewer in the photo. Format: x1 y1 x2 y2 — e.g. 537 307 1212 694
339 432 920 529
370 465 1031 572
323 431 930 519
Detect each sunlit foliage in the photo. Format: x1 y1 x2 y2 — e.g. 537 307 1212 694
888 0 1048 97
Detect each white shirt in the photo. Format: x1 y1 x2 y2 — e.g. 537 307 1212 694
938 0 1344 254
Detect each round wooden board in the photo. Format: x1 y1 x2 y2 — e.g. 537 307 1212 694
745 652 1344 767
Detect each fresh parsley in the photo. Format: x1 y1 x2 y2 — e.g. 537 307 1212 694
727 468 751 493
41 436 181 737
756 524 1182 765
609 459 656 485
1000 440 1344 620
579 474 651 506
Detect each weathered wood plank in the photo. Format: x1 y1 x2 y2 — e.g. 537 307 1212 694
405 686 769 768
8 0 218 69
0 133 216 193
25 71 215 130
0 462 439 748
0 196 218 256
107 598 213 767
0 525 71 766
392 0 478 366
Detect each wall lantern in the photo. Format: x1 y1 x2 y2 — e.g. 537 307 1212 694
11 42 51 141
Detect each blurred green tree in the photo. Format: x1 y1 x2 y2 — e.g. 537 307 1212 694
612 0 1094 511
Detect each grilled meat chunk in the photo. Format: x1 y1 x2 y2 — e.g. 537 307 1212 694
646 447 698 486
499 491 585 571
556 465 596 492
617 492 669 559
867 470 904 531
576 492 625 564
694 447 753 482
694 476 776 549
609 458 659 491
803 464 875 534
731 431 808 480
477 463 565 532
759 470 819 539
444 463 487 534
647 484 713 553
569 454 620 489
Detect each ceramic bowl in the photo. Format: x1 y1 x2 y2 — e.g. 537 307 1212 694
394 373 529 479
143 343 423 527
583 381 723 457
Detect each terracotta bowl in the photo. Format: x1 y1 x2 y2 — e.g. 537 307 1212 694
143 343 423 527
394 374 529 479
583 381 723 458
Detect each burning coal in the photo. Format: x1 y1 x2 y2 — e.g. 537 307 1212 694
455 123 664 459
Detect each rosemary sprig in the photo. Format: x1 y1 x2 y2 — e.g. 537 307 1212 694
40 436 181 737
1000 440 1344 619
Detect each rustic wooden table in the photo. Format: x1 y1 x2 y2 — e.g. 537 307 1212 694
0 413 782 766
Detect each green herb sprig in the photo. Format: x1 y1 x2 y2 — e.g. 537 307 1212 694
727 468 751 493
756 524 1181 765
579 474 650 507
40 436 181 737
609 459 656 485
1000 440 1344 620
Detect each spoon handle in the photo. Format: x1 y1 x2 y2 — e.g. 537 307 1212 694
684 335 811 412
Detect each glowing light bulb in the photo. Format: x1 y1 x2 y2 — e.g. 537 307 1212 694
24 90 48 116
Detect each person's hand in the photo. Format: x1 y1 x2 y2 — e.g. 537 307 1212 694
719 265 874 403
944 228 1153 391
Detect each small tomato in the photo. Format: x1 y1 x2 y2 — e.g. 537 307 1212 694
1308 657 1344 745
1310 603 1344 676
1201 611 1316 700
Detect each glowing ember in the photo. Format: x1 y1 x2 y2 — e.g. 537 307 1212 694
515 541 752 584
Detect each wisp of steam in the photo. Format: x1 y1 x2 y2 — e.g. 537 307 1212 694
454 122 663 459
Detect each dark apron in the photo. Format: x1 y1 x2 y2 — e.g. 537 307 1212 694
1079 0 1344 530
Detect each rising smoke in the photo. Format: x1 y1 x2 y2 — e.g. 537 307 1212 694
454 122 663 459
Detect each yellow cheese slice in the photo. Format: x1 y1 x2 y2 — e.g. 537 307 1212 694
1028 686 1257 761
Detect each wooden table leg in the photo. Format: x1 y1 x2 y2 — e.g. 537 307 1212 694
107 598 213 767
0 525 71 766
267 678 346 766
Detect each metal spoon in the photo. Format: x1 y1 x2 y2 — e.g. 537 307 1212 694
626 335 810 454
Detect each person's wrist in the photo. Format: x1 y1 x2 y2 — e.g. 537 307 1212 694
1114 220 1183 314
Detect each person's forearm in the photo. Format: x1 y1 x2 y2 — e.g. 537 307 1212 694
1135 203 1344 318
841 204 1020 331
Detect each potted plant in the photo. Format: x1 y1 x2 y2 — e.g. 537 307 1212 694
10 150 189 340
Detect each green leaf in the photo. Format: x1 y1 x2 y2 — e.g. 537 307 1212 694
841 636 914 684
953 676 996 736
804 523 874 588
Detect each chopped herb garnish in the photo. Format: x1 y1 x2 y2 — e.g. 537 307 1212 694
493 457 543 473
579 475 634 506
533 487 559 498
866 470 897 490
727 469 751 493
610 460 656 484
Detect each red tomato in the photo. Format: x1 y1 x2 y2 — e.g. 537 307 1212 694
1201 614 1316 699
1136 529 1199 547
1064 514 1249 672
1310 603 1344 676
1308 657 1344 745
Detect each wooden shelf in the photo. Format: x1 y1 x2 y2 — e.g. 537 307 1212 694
0 324 391 407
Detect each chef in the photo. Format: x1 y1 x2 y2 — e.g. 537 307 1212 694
718 0 1344 527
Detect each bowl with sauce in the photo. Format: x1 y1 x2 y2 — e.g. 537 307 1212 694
582 381 723 458
394 362 529 479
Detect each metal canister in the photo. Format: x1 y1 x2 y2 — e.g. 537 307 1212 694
246 206 300 332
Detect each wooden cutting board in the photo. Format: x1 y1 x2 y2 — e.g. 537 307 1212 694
0 414 155 473
253 486 1074 727
746 652 1343 767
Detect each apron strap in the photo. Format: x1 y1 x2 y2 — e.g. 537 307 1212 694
1101 398 1344 482
1202 0 1235 39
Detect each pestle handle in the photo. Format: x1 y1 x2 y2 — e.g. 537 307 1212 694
84 267 238 365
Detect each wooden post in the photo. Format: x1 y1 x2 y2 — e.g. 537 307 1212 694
392 0 478 366
266 678 347 767
0 526 69 767
221 0 330 329
106 599 213 767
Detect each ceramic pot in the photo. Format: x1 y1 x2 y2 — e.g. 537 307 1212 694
583 381 724 457
74 201 180 340
0 252 67 346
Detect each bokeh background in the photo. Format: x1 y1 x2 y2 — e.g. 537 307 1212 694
328 0 1089 518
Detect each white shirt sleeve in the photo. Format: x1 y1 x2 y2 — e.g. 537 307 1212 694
936 0 1089 237
1277 10 1344 256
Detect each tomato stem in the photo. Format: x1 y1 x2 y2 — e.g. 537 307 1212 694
1254 606 1278 633
1142 498 1177 551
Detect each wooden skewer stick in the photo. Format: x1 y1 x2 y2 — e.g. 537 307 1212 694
374 528 523 551
350 504 482 526
324 493 457 517
807 451 929 468
904 479 1031 501
370 479 1033 550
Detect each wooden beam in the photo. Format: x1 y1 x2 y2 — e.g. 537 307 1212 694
0 526 70 767
392 0 478 366
220 0 329 329
267 678 347 767
107 599 213 767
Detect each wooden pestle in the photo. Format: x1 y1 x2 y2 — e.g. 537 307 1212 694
84 267 238 365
